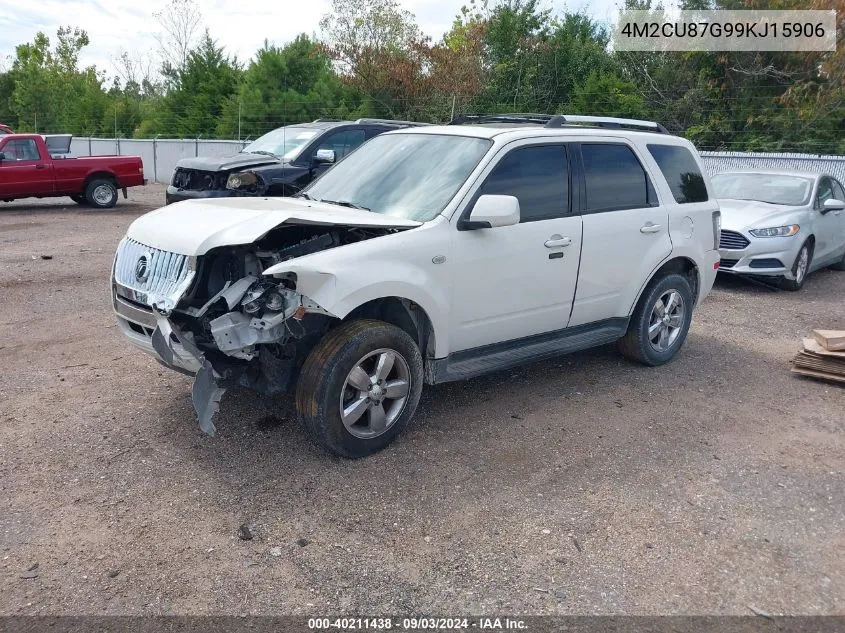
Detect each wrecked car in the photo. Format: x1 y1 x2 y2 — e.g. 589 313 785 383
165 118 426 204
113 115 720 457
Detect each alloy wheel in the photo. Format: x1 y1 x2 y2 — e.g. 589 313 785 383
648 290 686 352
339 348 411 439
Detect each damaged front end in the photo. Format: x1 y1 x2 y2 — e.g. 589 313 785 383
112 223 403 435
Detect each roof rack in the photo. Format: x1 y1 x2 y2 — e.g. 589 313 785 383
448 113 555 126
449 113 669 134
355 118 430 127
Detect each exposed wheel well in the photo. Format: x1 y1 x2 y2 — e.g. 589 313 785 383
344 297 436 358
636 257 700 311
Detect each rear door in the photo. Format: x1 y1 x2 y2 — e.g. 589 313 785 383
568 141 671 327
0 137 54 197
449 142 583 352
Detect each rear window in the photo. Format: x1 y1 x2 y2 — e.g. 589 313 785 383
647 144 708 203
581 143 654 212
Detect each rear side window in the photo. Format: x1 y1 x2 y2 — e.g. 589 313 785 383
1 139 40 161
581 143 653 212
647 144 708 203
478 145 569 222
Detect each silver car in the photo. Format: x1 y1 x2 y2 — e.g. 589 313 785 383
714 171 845 290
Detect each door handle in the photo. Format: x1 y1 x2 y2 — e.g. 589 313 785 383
544 235 572 248
35 164 46 169
640 223 662 234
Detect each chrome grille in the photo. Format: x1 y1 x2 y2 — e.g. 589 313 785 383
719 230 750 250
114 238 191 305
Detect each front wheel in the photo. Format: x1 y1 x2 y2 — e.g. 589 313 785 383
618 273 694 366
85 178 118 209
295 319 424 458
781 241 812 291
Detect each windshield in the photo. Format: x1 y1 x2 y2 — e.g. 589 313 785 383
711 173 813 206
243 126 317 159
303 133 492 221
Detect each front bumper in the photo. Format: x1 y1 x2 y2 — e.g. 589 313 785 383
718 232 802 279
112 289 199 375
113 285 225 435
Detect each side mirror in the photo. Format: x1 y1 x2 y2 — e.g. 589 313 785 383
314 149 335 165
822 198 845 213
460 194 520 230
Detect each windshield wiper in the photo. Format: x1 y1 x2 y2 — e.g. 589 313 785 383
296 191 316 201
246 150 278 157
319 199 371 212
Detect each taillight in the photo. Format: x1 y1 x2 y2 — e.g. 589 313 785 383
712 211 721 250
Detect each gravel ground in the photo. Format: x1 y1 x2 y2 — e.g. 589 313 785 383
0 184 843 616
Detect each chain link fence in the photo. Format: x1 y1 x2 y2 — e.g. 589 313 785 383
69 136 845 185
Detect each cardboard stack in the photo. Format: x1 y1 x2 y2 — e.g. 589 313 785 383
791 330 845 384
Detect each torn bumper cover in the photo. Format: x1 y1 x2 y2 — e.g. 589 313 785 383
144 278 334 437
151 312 225 436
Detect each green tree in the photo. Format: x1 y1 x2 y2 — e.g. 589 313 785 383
216 35 359 139
141 31 241 137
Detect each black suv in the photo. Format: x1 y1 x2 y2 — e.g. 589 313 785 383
165 118 426 204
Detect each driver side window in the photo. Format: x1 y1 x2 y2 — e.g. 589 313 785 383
316 130 366 160
1 139 41 161
817 177 834 208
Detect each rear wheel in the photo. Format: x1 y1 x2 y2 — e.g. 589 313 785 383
618 273 694 366
295 319 424 458
781 241 812 291
85 178 118 209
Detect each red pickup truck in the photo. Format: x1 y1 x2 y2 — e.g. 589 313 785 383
0 134 145 208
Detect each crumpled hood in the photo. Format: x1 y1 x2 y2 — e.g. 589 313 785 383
126 197 421 256
176 153 282 172
718 198 805 231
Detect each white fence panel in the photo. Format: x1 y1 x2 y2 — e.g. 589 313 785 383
701 151 845 183
70 138 845 185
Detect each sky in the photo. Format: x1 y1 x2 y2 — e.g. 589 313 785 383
0 0 620 79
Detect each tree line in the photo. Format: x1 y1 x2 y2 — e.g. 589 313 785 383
0 0 842 153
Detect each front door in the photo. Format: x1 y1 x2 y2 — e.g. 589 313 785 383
0 137 53 197
450 143 583 353
813 176 845 263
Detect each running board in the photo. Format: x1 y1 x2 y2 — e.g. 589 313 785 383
428 317 629 384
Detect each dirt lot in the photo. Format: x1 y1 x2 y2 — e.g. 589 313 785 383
0 184 843 615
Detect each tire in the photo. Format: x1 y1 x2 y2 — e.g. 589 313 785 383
70 194 88 206
781 240 812 291
295 319 424 458
84 178 118 209
617 273 695 366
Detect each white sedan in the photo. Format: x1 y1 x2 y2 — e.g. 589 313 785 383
714 171 845 290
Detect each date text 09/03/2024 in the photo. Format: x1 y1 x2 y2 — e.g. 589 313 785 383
307 617 529 630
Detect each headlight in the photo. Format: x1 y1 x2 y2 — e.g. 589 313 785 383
226 171 259 190
749 225 800 238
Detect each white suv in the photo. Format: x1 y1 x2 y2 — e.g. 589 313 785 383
112 115 721 457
